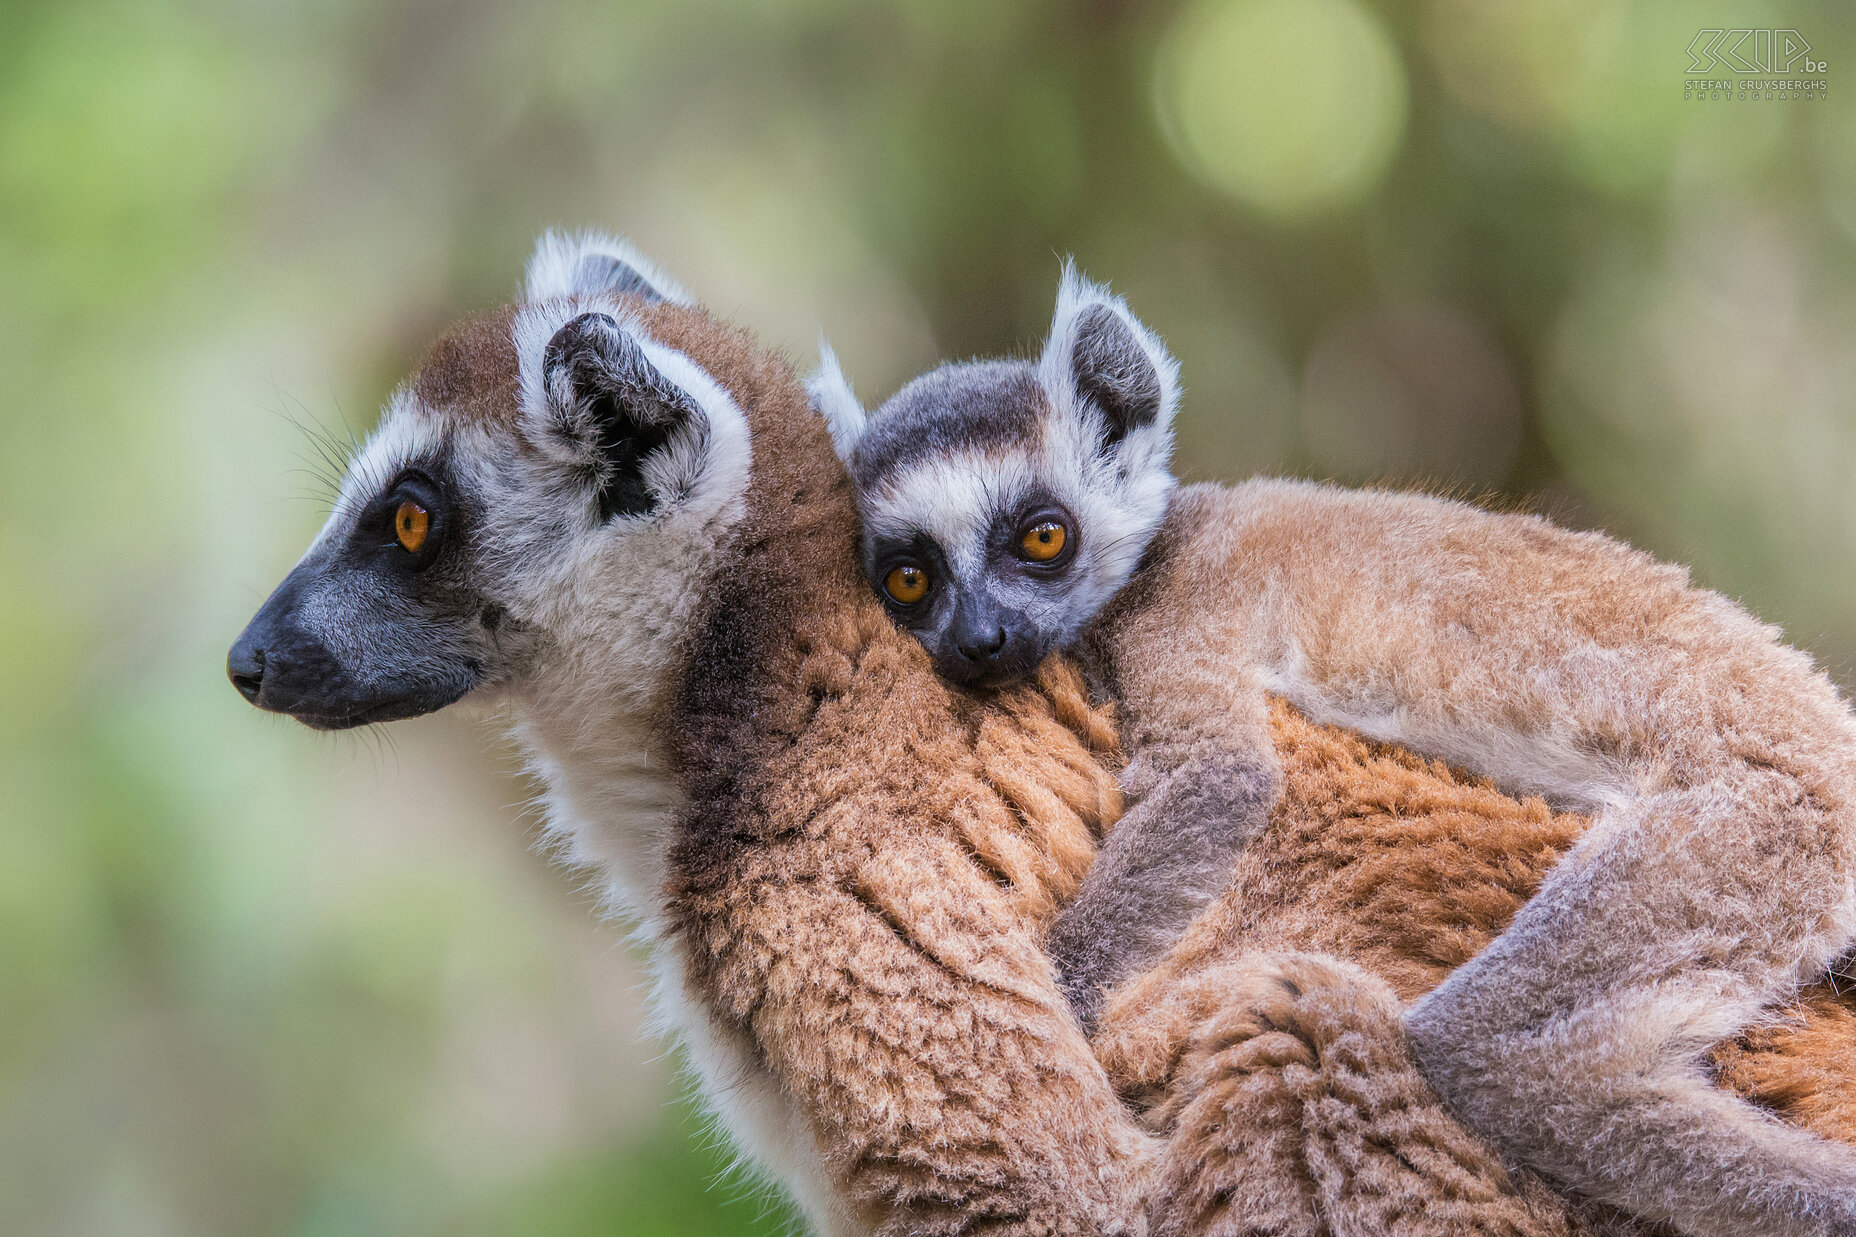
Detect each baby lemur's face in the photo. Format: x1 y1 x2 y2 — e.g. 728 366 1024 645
812 268 1179 687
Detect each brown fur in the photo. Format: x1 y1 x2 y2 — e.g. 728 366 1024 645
1073 479 1856 1236
413 308 521 423
1137 953 1591 1237
634 303 1157 1234
392 286 1856 1234
624 304 1856 1234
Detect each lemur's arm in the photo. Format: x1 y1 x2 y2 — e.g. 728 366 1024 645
678 839 1155 1236
1098 478 1856 1237
1045 651 1277 1033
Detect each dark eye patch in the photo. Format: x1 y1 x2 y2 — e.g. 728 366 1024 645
985 488 1077 573
344 452 481 586
866 531 954 617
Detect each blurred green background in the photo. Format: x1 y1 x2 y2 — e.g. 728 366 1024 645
3 0 1854 1233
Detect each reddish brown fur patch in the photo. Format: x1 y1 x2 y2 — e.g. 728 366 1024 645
413 307 521 426
1713 985 1856 1143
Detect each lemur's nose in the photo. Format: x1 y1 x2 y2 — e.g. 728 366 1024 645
956 625 1008 663
227 641 266 704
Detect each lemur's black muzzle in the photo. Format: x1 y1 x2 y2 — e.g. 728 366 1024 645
229 554 479 730
230 562 367 728
937 597 1045 687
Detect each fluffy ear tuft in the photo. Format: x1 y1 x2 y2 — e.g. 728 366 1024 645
538 311 709 519
807 340 868 462
1038 260 1180 452
524 230 694 307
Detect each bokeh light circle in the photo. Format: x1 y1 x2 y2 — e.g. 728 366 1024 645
1156 0 1409 218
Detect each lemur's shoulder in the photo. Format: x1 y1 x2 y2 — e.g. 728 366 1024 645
1109 477 1382 607
650 299 1155 1231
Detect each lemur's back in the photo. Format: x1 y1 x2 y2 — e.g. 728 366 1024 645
1100 477 1854 811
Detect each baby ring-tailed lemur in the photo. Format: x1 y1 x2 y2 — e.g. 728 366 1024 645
807 266 1258 1035
813 265 1856 1237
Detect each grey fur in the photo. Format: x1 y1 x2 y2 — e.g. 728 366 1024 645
1047 738 1278 1034
835 278 1178 691
542 312 709 520
1084 475 1856 1237
845 360 1044 490
226 445 525 729
575 253 665 303
1406 764 1856 1236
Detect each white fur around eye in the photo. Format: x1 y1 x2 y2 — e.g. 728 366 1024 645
844 267 1186 658
320 389 442 544
1032 411 1175 640
859 416 1175 650
863 450 1037 577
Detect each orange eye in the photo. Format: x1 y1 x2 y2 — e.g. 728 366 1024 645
394 500 430 554
1020 520 1067 562
884 564 929 605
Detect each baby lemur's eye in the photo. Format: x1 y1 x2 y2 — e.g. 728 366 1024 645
884 564 930 605
395 500 431 554
1020 520 1068 563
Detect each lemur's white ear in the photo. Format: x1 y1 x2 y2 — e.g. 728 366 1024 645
527 310 714 520
807 340 867 461
1037 260 1180 451
524 230 694 307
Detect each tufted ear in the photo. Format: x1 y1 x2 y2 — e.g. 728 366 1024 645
524 230 693 307
537 312 709 519
806 340 868 462
1037 262 1179 453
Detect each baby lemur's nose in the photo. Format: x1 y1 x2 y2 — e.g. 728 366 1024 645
956 625 1008 663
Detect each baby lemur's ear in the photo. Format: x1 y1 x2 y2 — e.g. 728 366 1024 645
532 311 710 519
524 230 694 307
1038 261 1180 452
807 340 867 462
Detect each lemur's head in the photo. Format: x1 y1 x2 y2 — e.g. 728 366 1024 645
811 266 1179 688
228 233 752 729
